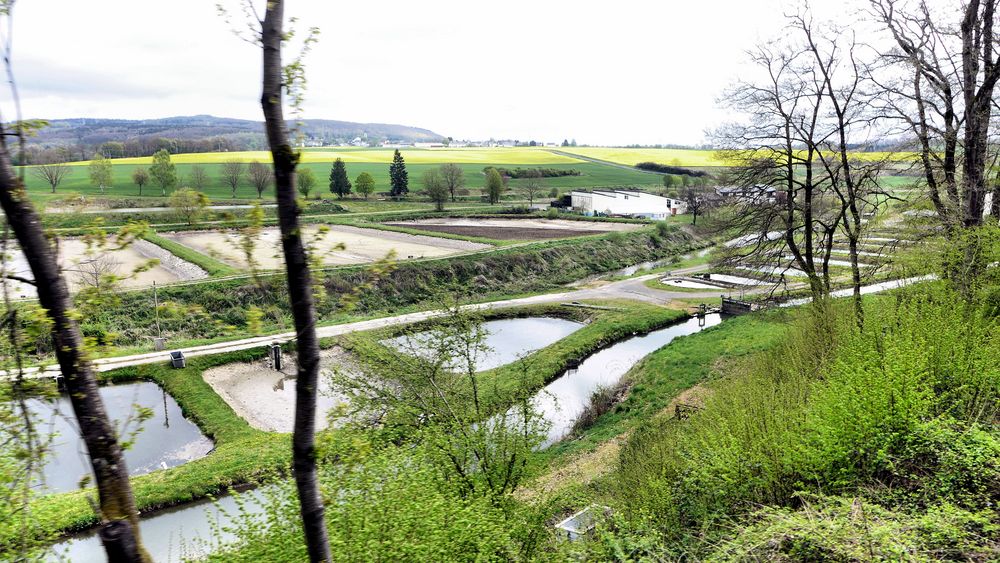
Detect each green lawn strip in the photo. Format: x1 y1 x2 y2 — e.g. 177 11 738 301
143 231 238 276
38 200 347 231
538 309 790 463
0 350 290 551
339 219 510 247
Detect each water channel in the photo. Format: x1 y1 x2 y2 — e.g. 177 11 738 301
52 315 697 561
533 313 722 447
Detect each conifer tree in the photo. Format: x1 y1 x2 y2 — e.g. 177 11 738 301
389 149 409 197
329 157 352 198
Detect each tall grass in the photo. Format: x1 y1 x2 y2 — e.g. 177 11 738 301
609 282 1000 558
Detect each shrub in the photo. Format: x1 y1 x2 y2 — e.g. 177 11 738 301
634 161 707 176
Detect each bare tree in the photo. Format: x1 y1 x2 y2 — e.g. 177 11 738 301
439 163 464 201
221 159 245 198
715 37 839 301
521 169 543 205
31 163 70 193
871 0 1000 228
0 8 149 561
681 185 713 225
794 13 897 325
187 164 209 191
257 2 331 560
71 253 122 292
248 160 273 198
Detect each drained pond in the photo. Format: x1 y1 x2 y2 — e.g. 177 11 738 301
27 380 213 493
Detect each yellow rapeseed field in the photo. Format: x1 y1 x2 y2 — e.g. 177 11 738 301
557 147 727 167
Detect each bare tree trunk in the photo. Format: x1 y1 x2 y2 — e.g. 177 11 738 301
259 3 332 561
0 136 148 559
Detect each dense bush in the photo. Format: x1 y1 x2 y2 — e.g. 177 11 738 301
634 161 707 176
487 167 582 179
206 436 545 562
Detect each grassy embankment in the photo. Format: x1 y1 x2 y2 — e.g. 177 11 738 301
340 301 690 411
543 277 1000 560
56 229 696 355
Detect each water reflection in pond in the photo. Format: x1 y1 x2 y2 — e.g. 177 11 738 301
385 317 585 372
27 381 213 493
53 487 270 562
536 314 722 447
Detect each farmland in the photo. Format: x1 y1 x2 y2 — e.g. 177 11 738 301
21 149 662 202
79 147 584 166
557 147 727 167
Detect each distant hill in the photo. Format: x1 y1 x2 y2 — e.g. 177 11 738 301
26 115 444 154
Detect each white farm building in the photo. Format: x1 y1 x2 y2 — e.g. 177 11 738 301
570 190 686 220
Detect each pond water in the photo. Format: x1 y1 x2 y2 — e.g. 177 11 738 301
27 381 213 493
782 274 938 307
660 278 721 289
52 486 270 562
385 316 585 372
706 273 770 286
535 313 722 447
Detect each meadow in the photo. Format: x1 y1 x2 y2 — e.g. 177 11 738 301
76 147 584 166
21 158 660 202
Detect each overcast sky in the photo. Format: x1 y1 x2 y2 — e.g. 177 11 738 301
7 0 870 145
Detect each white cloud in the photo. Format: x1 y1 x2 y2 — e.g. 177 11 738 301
5 0 874 145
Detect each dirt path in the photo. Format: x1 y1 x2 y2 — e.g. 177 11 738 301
7 274 744 380
545 149 664 176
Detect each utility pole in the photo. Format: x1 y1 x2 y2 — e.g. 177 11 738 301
153 281 161 338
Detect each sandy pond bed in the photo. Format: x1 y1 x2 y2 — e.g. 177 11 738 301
203 347 357 433
164 224 490 270
5 238 207 299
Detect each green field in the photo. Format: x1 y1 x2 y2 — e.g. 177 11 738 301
22 159 660 202
75 147 583 166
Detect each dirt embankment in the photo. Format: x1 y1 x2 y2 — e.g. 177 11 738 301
133 239 208 281
385 217 644 241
